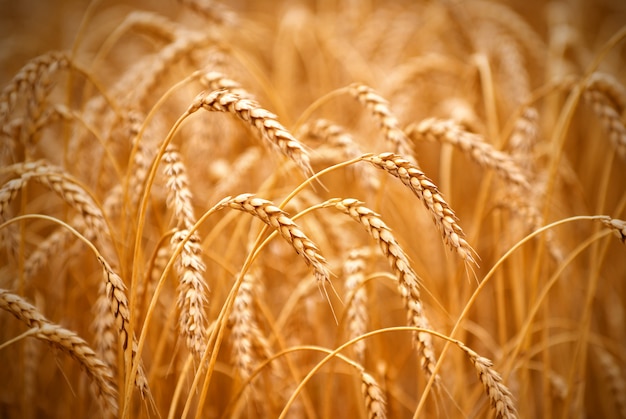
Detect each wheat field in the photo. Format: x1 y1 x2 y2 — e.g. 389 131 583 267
1 0 625 418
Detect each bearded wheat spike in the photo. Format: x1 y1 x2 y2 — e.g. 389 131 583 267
325 198 438 379
363 152 478 266
458 342 518 419
0 289 118 416
189 89 312 176
171 230 209 357
407 117 530 189
343 247 372 364
97 256 150 398
229 271 274 380
217 194 331 285
348 83 416 163
0 51 70 123
0 161 107 242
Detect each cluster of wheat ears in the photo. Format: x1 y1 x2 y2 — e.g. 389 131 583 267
1 0 625 418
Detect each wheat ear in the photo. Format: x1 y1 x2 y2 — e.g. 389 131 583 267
188 89 313 176
343 247 372 364
583 81 626 161
348 83 416 163
458 342 518 419
97 256 150 398
407 117 530 189
360 369 387 419
363 152 478 266
229 271 274 380
0 289 118 416
324 198 438 379
217 194 331 285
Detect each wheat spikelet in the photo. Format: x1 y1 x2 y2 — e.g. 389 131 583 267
360 369 387 419
363 152 477 266
324 198 437 379
458 342 517 419
189 89 313 176
343 247 371 364
217 194 331 285
348 83 416 163
0 289 118 416
407 117 530 189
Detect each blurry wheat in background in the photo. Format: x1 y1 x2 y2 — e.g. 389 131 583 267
1 0 626 417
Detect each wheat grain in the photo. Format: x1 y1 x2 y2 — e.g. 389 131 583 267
0 289 118 416
324 198 438 379
362 152 477 266
189 89 313 176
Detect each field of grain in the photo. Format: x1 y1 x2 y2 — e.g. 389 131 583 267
1 0 625 418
